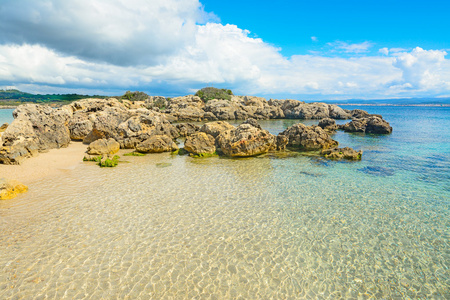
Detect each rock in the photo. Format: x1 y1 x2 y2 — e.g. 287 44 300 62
321 147 362 160
83 107 132 144
116 112 179 149
284 102 330 119
87 138 120 155
241 118 262 129
0 178 28 200
340 116 392 134
204 99 237 120
0 104 71 164
275 135 289 151
136 135 178 153
318 118 338 132
69 114 93 140
184 132 216 156
281 123 338 150
165 95 205 121
350 109 370 119
176 123 200 137
217 123 275 157
328 105 350 119
200 121 235 138
0 123 8 132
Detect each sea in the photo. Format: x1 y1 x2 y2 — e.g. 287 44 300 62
0 106 449 299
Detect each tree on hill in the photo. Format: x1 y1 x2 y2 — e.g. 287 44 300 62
195 87 233 103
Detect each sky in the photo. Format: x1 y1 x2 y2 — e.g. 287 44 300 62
0 0 449 100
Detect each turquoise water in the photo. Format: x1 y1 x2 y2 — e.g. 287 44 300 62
0 106 449 298
0 109 14 124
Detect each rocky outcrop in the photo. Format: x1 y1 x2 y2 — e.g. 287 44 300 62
321 147 362 160
184 132 216 156
318 118 338 132
0 179 28 200
281 123 338 150
87 138 120 155
0 104 71 164
340 116 392 134
217 122 275 157
200 121 235 138
136 135 178 153
0 123 8 132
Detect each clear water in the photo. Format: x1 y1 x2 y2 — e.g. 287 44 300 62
0 109 14 125
0 106 449 299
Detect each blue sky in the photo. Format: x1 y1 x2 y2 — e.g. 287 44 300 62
202 0 450 57
0 0 449 100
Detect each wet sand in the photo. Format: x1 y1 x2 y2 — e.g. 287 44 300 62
0 141 87 184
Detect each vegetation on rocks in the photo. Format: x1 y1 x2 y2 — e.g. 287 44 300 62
123 152 146 156
99 155 120 167
195 87 233 103
119 91 150 102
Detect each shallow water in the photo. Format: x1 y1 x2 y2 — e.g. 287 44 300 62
0 106 449 299
0 109 14 125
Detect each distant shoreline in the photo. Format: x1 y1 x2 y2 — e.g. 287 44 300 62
329 103 450 107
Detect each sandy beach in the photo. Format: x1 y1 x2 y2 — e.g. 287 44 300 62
0 141 88 184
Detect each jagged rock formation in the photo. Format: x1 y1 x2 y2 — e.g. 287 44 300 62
0 94 392 164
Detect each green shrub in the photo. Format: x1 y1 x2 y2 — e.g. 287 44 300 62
195 87 233 103
121 91 150 102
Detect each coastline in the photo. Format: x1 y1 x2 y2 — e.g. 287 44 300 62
0 141 87 184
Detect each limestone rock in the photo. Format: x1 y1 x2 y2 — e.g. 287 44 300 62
200 121 235 138
328 105 350 119
321 147 363 160
340 116 392 134
217 123 275 157
184 132 216 155
176 123 200 137
350 109 370 119
0 178 28 200
318 118 338 132
87 138 120 155
136 135 178 153
281 123 338 150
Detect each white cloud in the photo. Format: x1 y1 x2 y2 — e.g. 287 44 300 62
379 48 389 55
328 41 375 54
0 1 449 99
0 0 216 66
311 36 318 42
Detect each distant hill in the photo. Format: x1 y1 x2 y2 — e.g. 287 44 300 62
0 89 106 106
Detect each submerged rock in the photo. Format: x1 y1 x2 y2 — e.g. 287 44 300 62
281 123 338 150
358 166 394 176
321 147 362 160
0 179 28 200
184 132 216 156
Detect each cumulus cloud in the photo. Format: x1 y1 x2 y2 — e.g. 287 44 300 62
0 0 216 66
0 0 449 99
